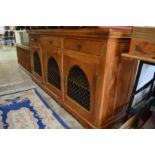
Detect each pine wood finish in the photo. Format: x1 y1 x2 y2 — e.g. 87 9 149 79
28 28 137 128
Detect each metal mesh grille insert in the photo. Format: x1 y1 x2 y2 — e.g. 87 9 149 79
33 51 42 76
47 57 61 90
67 65 90 110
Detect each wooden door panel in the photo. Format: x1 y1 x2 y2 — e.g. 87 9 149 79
44 47 62 99
30 45 44 83
63 54 97 121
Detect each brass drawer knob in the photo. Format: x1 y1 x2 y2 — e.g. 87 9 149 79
49 41 53 44
31 38 37 42
76 44 81 49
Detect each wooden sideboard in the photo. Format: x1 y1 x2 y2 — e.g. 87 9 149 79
27 28 137 128
16 44 31 73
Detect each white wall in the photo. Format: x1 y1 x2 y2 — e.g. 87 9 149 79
133 64 155 105
0 26 5 34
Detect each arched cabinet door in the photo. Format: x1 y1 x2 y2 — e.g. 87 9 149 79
47 57 61 90
67 65 90 110
34 51 42 76
31 46 44 83
63 55 97 121
44 47 62 100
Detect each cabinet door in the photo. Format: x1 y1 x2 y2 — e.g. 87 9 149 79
44 47 62 99
63 54 97 121
30 46 44 83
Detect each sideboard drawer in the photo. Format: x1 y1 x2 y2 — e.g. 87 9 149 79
43 37 61 48
30 35 41 45
64 38 104 56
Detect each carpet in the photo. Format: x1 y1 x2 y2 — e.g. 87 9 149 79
0 88 70 129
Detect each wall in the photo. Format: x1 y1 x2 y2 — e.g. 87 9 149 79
0 26 5 34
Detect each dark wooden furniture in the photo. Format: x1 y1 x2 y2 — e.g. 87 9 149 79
28 28 137 128
16 44 31 73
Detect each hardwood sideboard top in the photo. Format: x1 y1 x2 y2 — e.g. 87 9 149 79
28 27 132 39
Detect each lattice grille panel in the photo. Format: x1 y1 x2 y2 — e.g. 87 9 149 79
47 57 61 90
67 65 90 110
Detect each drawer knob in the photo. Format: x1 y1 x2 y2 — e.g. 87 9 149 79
49 41 53 44
31 38 37 42
76 44 81 50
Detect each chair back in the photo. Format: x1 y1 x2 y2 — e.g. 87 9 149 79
4 31 9 38
9 31 15 41
9 31 14 37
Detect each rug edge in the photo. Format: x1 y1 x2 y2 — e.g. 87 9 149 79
34 88 70 129
0 87 70 129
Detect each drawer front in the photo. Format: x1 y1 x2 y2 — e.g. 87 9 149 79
30 35 41 45
43 37 61 48
64 38 104 56
130 39 155 58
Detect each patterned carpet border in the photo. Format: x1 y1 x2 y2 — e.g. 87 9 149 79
0 88 70 129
